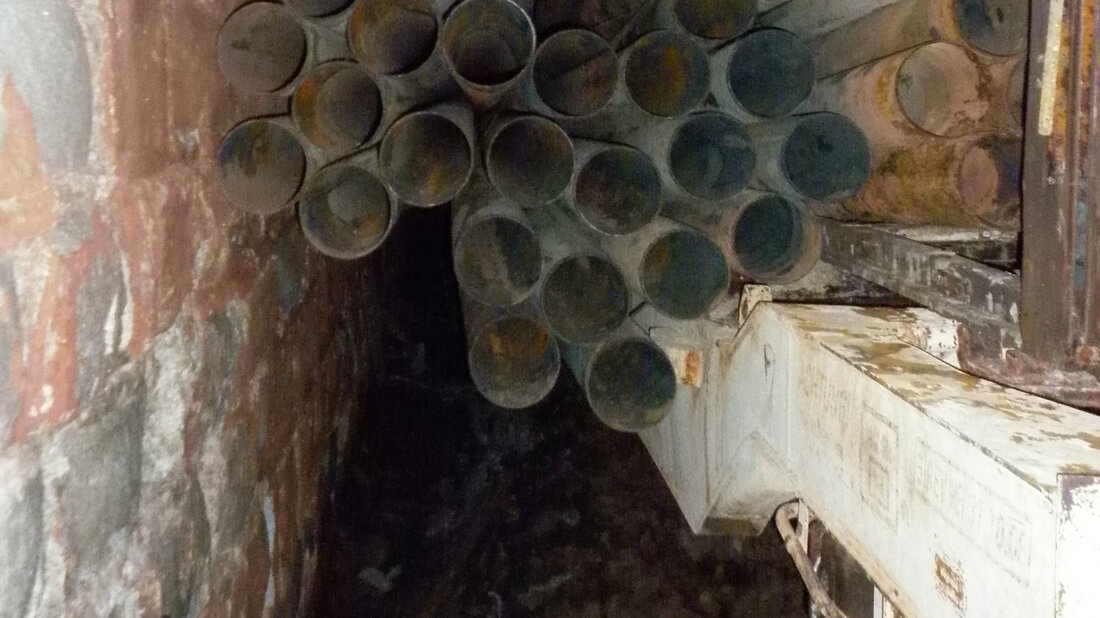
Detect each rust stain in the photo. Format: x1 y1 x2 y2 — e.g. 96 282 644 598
1075 431 1100 449
934 554 966 611
681 349 701 386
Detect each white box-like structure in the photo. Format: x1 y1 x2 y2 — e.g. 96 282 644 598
637 303 1100 617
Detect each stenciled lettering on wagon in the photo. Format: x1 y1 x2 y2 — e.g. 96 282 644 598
861 408 899 527
912 441 1032 581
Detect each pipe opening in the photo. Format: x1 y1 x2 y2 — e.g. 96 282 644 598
285 0 352 17
533 30 618 117
299 165 393 259
469 316 561 409
216 120 307 215
953 0 1028 56
348 0 438 76
896 43 984 137
443 0 535 87
624 31 709 117
732 195 810 281
574 146 661 235
640 229 729 319
487 117 575 205
958 135 1022 226
782 113 870 202
542 255 630 344
673 0 756 40
293 62 382 153
380 111 472 206
586 338 676 432
725 28 813 119
669 112 755 201
217 3 308 93
455 216 542 306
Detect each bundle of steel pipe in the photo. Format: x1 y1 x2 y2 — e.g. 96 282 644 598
213 0 1022 417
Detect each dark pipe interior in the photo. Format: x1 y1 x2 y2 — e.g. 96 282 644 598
541 255 630 344
640 229 730 320
782 113 871 202
574 147 662 235
726 28 814 118
669 112 755 201
349 0 438 76
733 195 805 280
586 338 676 431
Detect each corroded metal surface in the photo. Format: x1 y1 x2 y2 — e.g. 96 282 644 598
710 27 814 122
841 134 1023 229
291 60 383 155
441 0 536 108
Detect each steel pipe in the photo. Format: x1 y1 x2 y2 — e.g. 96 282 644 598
348 0 439 76
531 0 655 43
665 191 821 283
562 140 663 236
560 321 676 432
509 29 619 120
298 149 401 259
565 29 710 138
710 28 814 122
452 178 543 307
747 112 871 204
528 208 630 344
842 134 1022 229
801 42 989 163
441 0 536 108
216 2 344 95
983 53 1025 136
216 117 314 215
483 114 575 206
379 102 475 208
619 110 755 206
601 217 730 320
292 60 383 156
808 0 1028 78
462 296 561 409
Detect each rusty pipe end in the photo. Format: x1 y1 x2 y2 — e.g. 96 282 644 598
730 194 820 284
217 3 308 94
348 0 439 76
380 108 473 207
469 315 561 409
958 134 1022 229
487 116 575 205
442 0 536 106
673 0 757 40
574 145 662 235
669 112 755 201
454 213 542 307
641 227 730 320
292 61 383 154
299 163 397 259
897 42 987 137
624 30 710 118
541 255 630 344
781 113 871 202
585 336 676 432
216 118 308 215
953 0 1028 56
533 29 618 118
722 28 813 119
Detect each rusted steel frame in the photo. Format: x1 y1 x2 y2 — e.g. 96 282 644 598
820 220 1021 343
1020 0 1087 360
885 226 1019 268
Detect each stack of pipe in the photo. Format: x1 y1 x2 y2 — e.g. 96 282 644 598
763 0 1027 228
212 0 1024 426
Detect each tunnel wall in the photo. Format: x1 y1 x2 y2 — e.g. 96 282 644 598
0 1 378 616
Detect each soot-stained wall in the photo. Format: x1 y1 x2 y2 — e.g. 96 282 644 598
0 1 379 615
